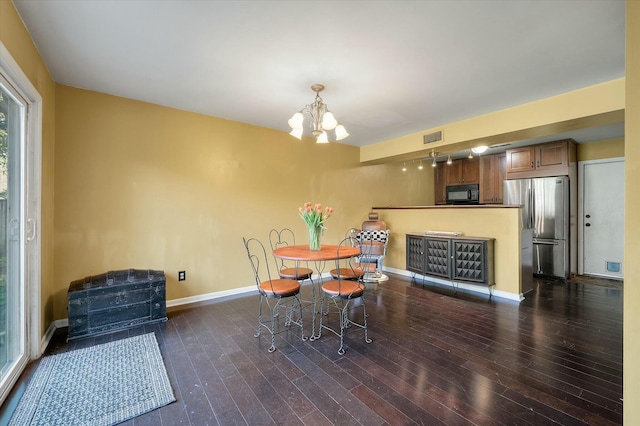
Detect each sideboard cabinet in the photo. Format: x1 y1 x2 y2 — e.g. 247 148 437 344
406 233 494 287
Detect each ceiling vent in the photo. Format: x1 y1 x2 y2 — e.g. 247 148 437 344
423 130 443 144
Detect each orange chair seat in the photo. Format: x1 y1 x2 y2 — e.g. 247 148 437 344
278 267 313 280
259 279 301 297
329 267 363 280
322 279 364 298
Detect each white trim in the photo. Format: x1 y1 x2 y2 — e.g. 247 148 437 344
383 266 523 302
0 41 43 408
577 157 625 276
166 285 257 307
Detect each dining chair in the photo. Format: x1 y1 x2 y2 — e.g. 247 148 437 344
329 228 373 280
243 237 306 352
269 228 313 282
356 213 391 281
319 236 373 355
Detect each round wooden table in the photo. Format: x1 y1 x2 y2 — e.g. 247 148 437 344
272 244 360 339
272 244 360 262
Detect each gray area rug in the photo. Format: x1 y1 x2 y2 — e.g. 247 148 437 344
9 332 175 426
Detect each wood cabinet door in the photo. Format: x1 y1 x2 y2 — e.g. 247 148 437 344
536 140 568 170
506 146 534 173
446 160 463 185
479 155 496 204
462 156 479 184
434 163 447 204
479 154 507 204
495 153 507 203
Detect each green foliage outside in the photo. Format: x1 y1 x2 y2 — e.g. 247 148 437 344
0 91 7 199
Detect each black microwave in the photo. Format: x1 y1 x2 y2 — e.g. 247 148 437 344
446 184 480 204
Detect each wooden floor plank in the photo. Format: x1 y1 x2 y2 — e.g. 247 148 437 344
1 273 623 425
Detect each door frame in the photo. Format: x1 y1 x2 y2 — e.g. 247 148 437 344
577 156 624 276
0 41 42 402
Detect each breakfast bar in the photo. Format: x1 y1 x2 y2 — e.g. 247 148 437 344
371 205 525 301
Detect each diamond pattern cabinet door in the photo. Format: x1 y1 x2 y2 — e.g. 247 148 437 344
406 235 425 274
452 239 494 285
425 237 452 279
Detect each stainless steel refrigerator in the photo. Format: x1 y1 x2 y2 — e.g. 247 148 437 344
503 176 569 278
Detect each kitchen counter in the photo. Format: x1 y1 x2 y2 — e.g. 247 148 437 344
372 205 520 209
371 205 524 301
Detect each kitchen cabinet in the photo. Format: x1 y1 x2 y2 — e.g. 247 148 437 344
434 162 447 205
446 157 479 185
479 153 506 204
505 139 575 179
405 233 494 287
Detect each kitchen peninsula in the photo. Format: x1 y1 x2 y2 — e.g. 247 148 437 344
372 205 525 301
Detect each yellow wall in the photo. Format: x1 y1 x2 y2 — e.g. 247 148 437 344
0 0 56 334
577 138 624 162
373 207 521 297
362 80 625 164
53 85 423 319
625 0 640 422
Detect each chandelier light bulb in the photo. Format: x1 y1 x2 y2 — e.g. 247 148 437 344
288 112 304 129
432 158 437 168
289 128 303 140
468 150 474 159
316 131 329 144
447 155 452 165
321 111 337 130
402 163 407 172
418 160 423 170
334 124 349 141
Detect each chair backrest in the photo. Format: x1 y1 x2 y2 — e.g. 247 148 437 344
243 237 277 295
362 212 387 232
269 228 297 272
332 236 372 296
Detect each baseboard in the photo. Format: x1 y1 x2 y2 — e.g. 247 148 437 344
42 268 522 352
166 284 256 308
383 266 523 302
39 319 67 355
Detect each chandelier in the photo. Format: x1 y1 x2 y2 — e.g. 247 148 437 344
288 84 349 143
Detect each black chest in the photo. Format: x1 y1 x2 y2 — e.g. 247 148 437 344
67 269 167 340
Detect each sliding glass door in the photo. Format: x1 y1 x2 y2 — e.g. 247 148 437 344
0 74 28 404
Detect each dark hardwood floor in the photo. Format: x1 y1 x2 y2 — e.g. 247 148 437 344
1 273 623 425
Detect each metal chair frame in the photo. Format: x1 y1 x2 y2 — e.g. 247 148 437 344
350 227 390 281
243 237 306 352
318 236 373 355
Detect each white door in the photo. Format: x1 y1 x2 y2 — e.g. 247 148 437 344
0 43 41 406
579 158 624 279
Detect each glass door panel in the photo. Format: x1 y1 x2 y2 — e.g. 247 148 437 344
0 76 26 403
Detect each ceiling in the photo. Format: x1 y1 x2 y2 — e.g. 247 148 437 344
12 0 626 150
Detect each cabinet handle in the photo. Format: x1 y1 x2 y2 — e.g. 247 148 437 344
536 161 540 168
531 161 534 168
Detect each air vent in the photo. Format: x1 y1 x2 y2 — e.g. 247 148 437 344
423 131 443 144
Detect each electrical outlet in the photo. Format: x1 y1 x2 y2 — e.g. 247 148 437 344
178 271 186 281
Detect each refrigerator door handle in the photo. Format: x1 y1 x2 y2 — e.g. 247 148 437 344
529 187 534 229
534 240 559 245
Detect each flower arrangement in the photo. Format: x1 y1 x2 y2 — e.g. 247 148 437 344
299 202 333 250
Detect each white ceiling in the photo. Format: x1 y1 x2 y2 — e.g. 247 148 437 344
12 0 626 148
